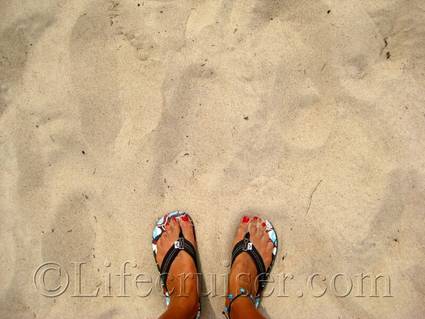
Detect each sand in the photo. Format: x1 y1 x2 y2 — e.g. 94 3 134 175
1 0 425 318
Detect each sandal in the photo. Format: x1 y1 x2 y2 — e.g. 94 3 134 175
223 217 278 318
152 210 201 319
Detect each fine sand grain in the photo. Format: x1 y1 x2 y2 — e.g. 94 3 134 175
1 1 425 318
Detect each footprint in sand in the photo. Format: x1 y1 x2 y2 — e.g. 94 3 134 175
41 192 96 266
69 2 123 154
272 76 338 150
0 14 53 116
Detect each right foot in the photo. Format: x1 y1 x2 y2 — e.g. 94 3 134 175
227 216 274 307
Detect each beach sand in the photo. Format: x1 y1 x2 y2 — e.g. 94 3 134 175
1 0 425 318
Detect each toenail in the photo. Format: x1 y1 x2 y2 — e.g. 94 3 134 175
181 215 189 222
242 216 250 223
253 216 258 221
261 222 266 227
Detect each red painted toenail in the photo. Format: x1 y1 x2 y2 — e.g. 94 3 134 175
242 216 250 223
261 222 266 227
181 215 189 222
253 216 258 221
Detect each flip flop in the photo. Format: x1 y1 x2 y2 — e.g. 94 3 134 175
223 217 279 318
152 210 201 319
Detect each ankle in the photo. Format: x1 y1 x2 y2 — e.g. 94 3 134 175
169 296 199 317
229 294 256 316
228 262 257 296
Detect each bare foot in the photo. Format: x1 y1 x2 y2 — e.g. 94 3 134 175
227 216 274 304
155 215 199 314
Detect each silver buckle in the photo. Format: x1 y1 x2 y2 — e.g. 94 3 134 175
174 238 185 250
242 238 253 251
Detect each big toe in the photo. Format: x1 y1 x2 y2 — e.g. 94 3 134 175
248 216 261 236
179 214 196 247
233 216 250 244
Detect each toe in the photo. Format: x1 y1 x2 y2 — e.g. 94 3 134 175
167 217 180 238
255 218 263 232
267 241 274 250
251 216 264 238
237 216 249 236
264 242 274 267
169 216 177 229
164 218 172 231
232 216 249 246
178 214 196 247
248 218 258 235
259 222 268 238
